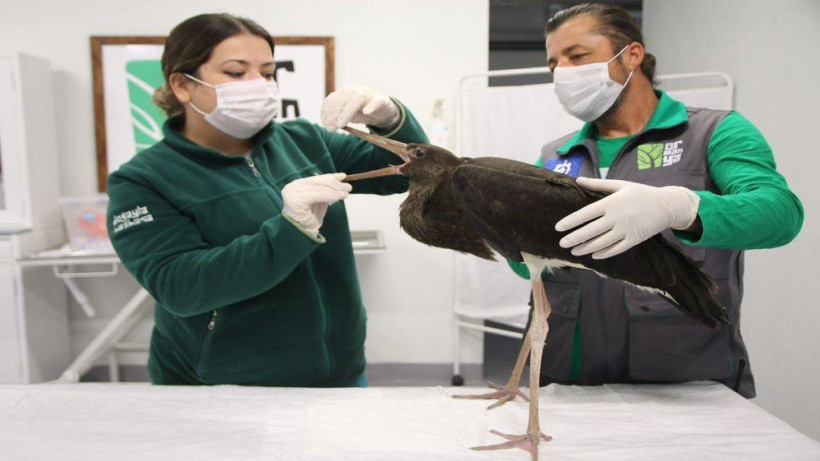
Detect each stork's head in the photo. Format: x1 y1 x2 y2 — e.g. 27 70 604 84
401 143 460 184
341 126 459 184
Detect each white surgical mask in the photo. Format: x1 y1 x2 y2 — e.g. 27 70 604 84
553 45 634 122
185 74 281 139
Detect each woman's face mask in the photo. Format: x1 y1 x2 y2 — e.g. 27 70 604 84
553 44 633 122
185 73 281 139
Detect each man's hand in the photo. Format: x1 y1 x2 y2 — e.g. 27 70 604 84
282 173 352 237
321 85 400 132
555 177 700 259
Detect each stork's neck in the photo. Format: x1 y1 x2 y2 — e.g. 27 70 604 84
401 168 454 225
403 176 437 215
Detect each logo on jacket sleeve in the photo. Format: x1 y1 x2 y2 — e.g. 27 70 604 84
545 154 583 177
637 140 683 170
112 205 153 233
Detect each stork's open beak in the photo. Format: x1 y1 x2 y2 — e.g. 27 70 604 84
342 126 410 182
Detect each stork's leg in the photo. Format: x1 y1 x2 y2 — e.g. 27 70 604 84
470 272 552 460
452 328 531 409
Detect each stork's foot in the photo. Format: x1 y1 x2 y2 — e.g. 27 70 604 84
472 429 552 460
452 381 529 410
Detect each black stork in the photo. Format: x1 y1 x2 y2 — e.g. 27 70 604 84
342 126 727 460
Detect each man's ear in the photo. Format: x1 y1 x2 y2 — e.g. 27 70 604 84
626 42 645 73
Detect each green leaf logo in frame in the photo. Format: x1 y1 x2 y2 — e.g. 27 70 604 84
637 143 664 170
126 60 166 154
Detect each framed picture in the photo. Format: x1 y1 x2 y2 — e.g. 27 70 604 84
91 36 335 191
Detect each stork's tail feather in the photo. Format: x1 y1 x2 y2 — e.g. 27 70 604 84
655 242 730 328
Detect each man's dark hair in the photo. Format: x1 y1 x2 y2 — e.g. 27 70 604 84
546 3 656 85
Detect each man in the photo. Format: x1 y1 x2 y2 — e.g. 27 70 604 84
508 3 802 398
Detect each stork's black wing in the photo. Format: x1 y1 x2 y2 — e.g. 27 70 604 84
451 159 599 263
450 162 728 327
462 156 592 191
401 156 585 262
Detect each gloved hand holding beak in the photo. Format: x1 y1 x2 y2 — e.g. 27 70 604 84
282 173 352 238
321 85 401 132
555 177 701 259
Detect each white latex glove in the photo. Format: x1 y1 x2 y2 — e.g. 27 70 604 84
320 85 401 131
555 177 700 259
282 173 352 237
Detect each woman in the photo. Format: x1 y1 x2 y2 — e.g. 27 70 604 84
107 13 427 386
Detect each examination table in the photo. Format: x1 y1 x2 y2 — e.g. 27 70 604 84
1 381 818 460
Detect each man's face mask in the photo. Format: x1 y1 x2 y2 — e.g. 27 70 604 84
553 44 634 122
185 74 281 139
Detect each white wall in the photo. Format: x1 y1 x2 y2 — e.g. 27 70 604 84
645 0 820 442
0 1 488 367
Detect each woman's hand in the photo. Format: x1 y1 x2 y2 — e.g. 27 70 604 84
282 173 352 237
320 85 400 132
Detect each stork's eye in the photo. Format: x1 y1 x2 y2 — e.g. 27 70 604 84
415 149 425 158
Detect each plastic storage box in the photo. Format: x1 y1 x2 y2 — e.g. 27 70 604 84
58 195 113 252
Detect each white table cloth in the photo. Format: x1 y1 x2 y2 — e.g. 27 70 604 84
1 381 818 460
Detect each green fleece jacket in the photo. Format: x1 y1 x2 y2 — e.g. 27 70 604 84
107 104 426 386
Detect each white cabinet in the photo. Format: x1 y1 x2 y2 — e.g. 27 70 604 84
0 53 69 383
0 54 63 234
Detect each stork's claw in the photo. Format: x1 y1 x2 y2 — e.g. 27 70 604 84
472 430 552 461
452 381 529 410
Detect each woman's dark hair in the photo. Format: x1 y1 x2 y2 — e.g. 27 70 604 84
153 13 275 116
545 3 656 85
